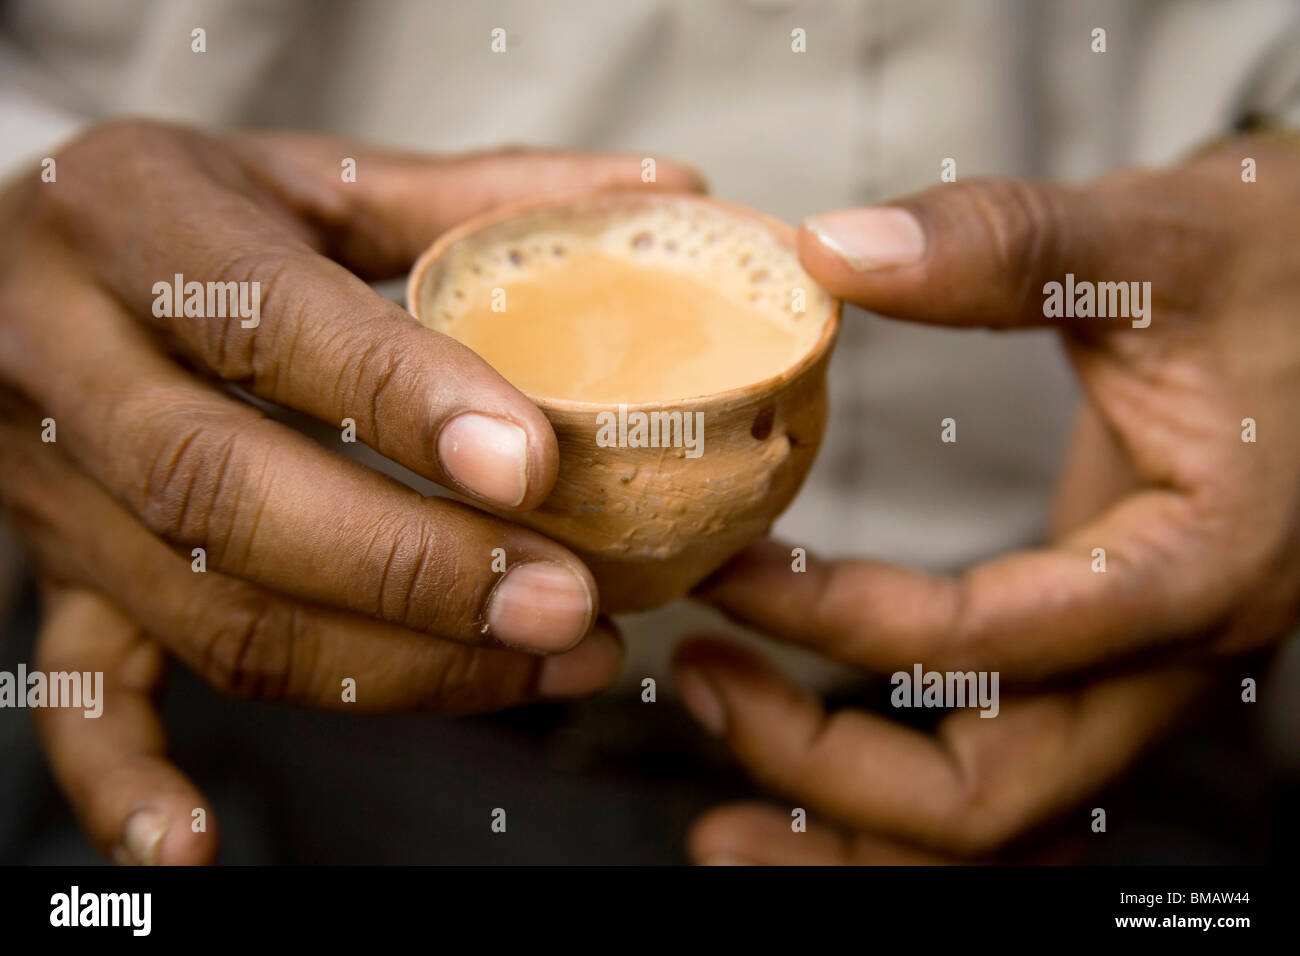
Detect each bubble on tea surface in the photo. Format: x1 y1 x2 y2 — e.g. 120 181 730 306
421 199 834 401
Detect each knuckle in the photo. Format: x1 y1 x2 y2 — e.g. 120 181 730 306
366 516 465 632
956 179 1068 311
337 328 414 450
185 248 302 382
965 180 1054 267
371 518 426 622
200 596 296 700
132 401 263 555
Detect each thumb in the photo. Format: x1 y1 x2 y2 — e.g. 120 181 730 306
798 178 1117 329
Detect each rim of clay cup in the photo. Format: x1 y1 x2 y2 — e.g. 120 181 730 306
406 190 843 415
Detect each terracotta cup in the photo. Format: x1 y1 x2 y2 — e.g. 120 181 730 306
407 191 841 613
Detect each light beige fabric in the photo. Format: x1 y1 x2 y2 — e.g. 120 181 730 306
1 0 1297 703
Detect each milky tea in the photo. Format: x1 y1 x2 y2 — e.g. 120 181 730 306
416 197 831 405
407 194 839 613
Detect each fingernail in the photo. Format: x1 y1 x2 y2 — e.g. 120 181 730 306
676 666 726 736
538 627 623 698
438 413 529 507
803 207 926 271
121 809 168 866
488 561 594 652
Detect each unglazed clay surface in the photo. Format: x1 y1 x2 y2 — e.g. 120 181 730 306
408 192 840 612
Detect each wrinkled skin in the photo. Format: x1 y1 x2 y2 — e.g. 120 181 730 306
0 120 703 863
681 135 1300 863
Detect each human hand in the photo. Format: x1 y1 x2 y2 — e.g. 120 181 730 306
675 411 1216 863
674 635 1213 862
1 120 706 687
704 134 1300 679
0 121 700 860
678 135 1297 862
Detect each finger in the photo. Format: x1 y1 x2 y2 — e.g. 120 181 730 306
7 293 598 652
50 130 704 506
796 174 1214 329
700 513 1225 680
31 585 218 865
673 636 1208 856
689 803 950 865
0 404 624 708
229 135 709 276
43 127 646 510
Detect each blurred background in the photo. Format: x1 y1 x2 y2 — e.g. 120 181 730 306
1 0 1297 863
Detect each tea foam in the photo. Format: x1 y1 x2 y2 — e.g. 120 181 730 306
419 198 834 403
